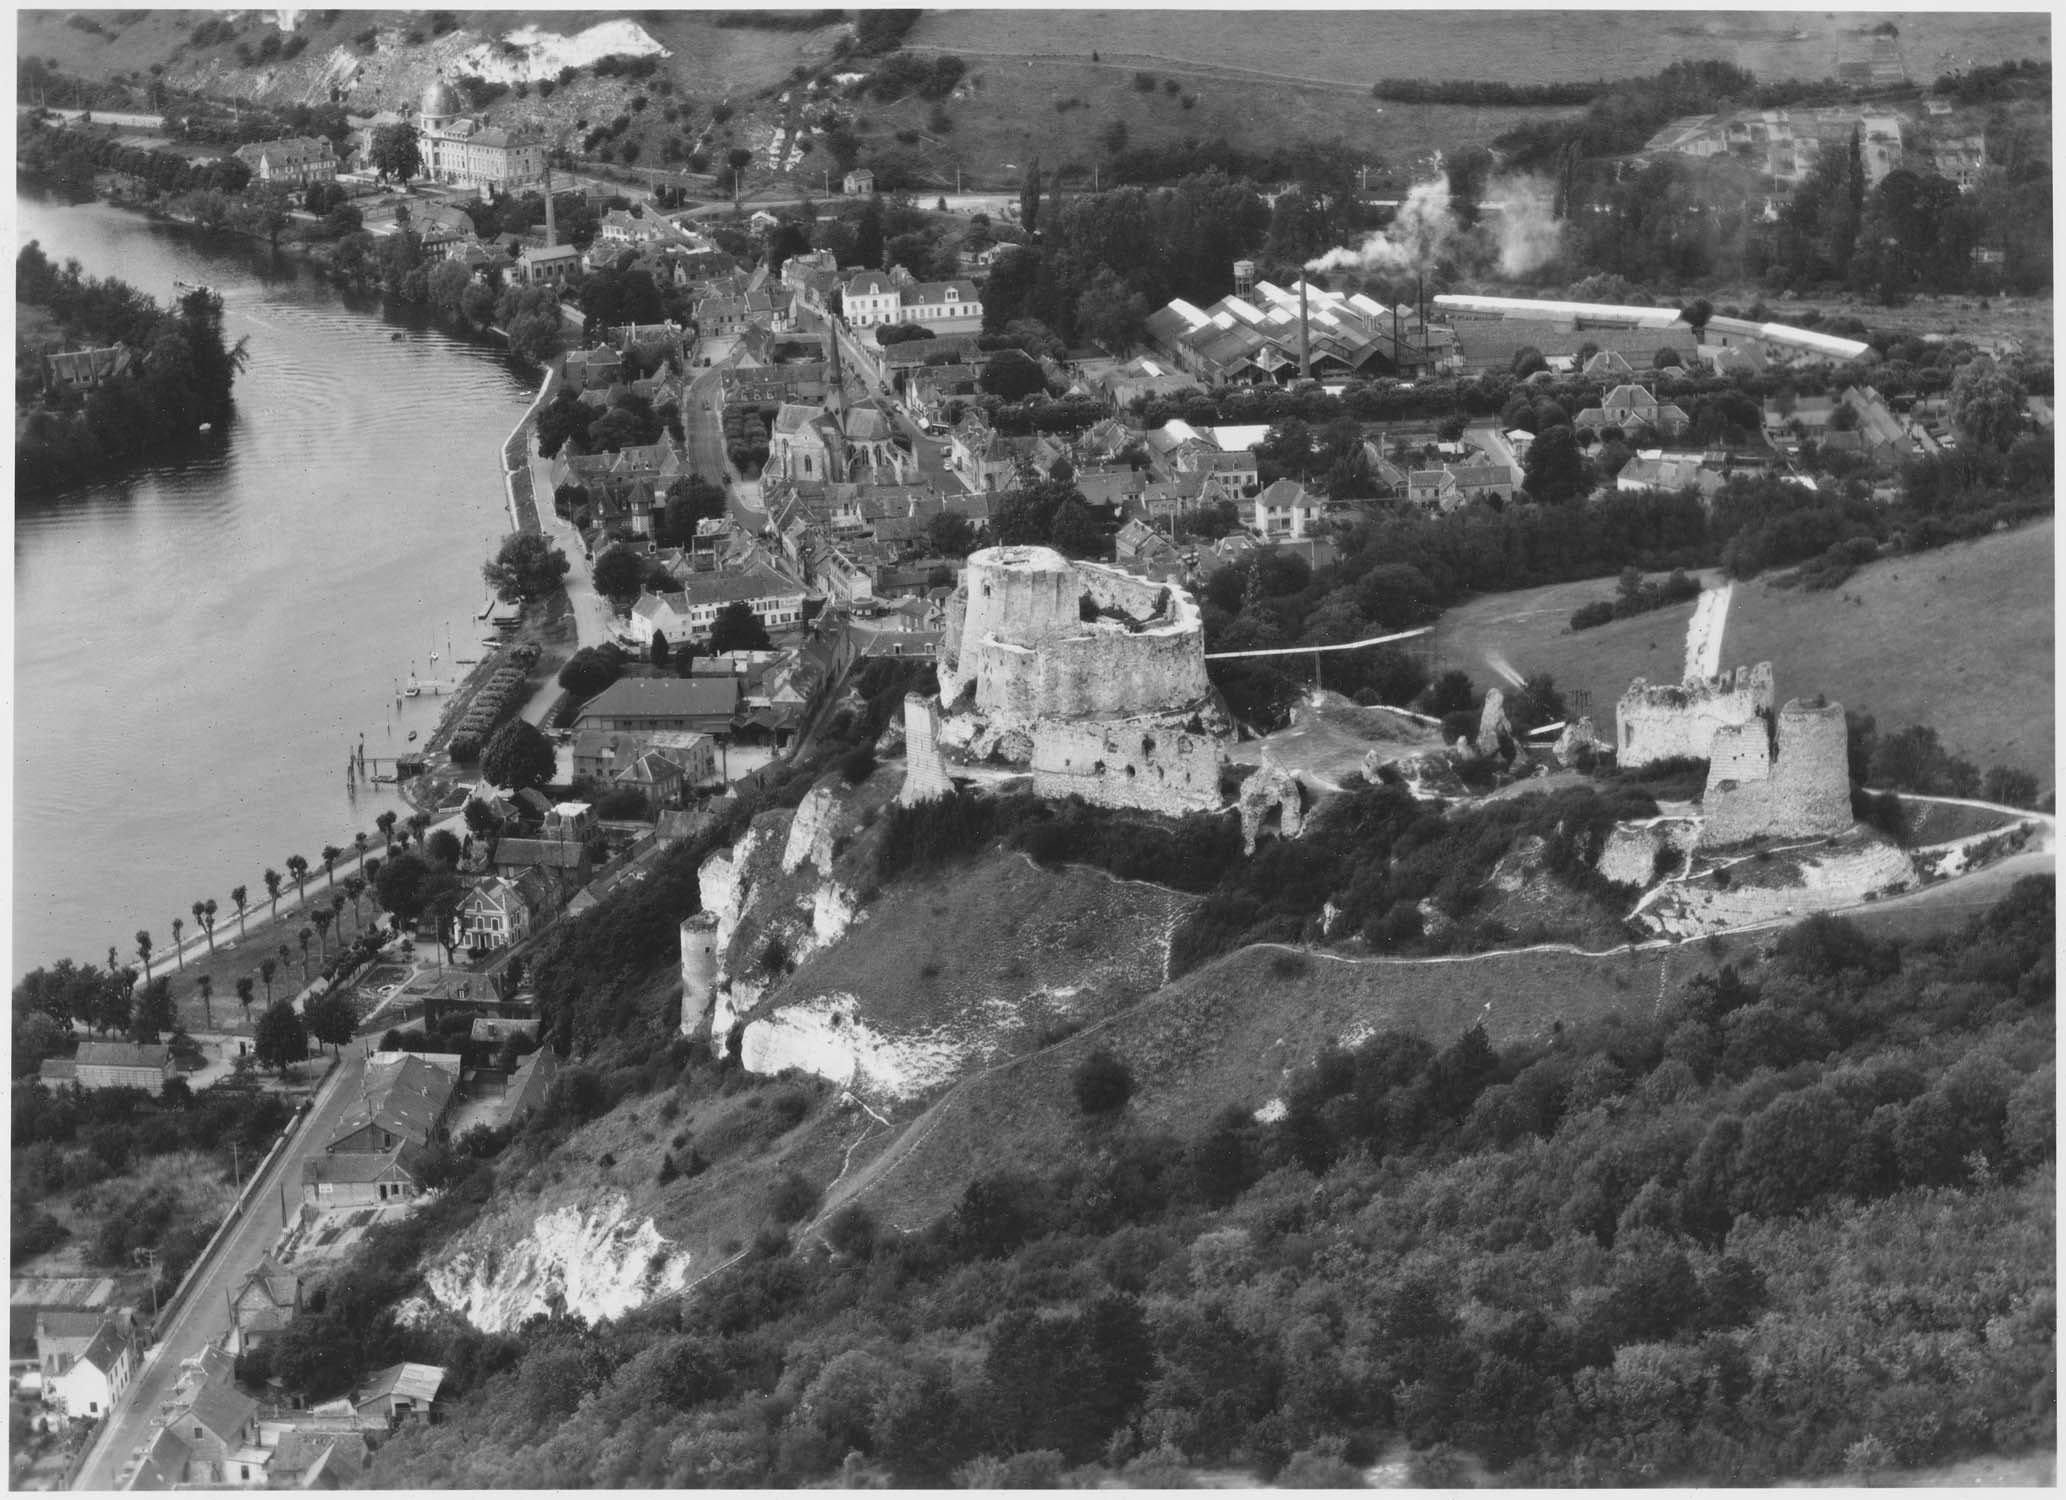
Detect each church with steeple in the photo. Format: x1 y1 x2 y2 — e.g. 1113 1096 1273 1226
417 76 547 192
767 320 911 484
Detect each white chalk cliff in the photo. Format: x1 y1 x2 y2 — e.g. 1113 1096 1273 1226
425 1197 693 1333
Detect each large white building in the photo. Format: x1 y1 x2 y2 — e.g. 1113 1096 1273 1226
417 78 547 192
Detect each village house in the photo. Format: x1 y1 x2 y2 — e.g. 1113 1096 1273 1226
43 345 135 394
490 837 594 907
456 871 549 956
37 1310 111 1381
49 1320 133 1421
232 135 338 185
52 1040 176 1095
517 241 582 288
1249 477 1324 540
575 676 743 736
355 1363 446 1426
224 1259 301 1357
168 1378 266 1486
842 167 875 195
1616 451 1728 499
1575 383 1693 437
326 1056 457 1158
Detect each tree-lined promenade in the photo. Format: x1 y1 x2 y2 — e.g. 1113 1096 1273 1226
12 805 475 1073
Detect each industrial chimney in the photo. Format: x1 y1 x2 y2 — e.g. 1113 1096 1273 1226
1298 276 1311 382
543 163 557 249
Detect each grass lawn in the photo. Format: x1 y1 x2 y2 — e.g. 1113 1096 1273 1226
1430 521 2054 788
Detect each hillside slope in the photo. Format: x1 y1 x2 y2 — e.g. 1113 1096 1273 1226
1430 521 2054 785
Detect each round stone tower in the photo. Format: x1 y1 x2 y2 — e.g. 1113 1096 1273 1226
679 912 720 1038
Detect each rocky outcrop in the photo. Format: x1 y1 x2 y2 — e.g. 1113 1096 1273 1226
739 993 973 1102
425 1197 692 1333
1617 662 1774 768
781 784 843 874
1475 689 1513 760
1553 716 1603 767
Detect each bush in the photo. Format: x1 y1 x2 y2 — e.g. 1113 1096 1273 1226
838 745 877 785
768 1170 820 1225
1071 1047 1133 1115
1569 599 1617 631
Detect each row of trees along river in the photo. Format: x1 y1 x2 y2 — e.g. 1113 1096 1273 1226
13 190 536 979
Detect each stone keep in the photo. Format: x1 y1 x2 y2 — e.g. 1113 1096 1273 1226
1616 662 1774 768
1700 697 1852 846
937 546 1212 727
679 912 719 1038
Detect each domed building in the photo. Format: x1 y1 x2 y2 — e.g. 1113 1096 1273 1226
415 74 546 192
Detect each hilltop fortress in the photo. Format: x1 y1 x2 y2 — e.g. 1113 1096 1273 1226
907 545 1228 816
1617 662 1774 767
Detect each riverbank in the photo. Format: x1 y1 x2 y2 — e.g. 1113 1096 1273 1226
14 191 535 979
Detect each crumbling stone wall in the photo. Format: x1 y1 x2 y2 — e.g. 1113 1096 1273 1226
1030 719 1222 815
899 694 955 805
1616 662 1774 767
1701 696 1852 846
1597 820 1697 885
1238 764 1306 853
679 913 719 1038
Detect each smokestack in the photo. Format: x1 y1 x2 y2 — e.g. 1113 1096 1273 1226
543 164 556 249
1298 277 1311 382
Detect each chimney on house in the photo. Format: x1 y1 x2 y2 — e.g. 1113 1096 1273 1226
1298 277 1311 382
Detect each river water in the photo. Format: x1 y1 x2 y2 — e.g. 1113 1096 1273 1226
13 193 537 979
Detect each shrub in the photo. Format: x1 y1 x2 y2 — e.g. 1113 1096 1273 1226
768 1170 820 1224
1071 1047 1134 1115
1569 599 1617 631
838 744 877 785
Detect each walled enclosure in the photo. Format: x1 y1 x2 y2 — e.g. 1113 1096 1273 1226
931 545 1225 816
938 547 1213 726
1700 696 1854 846
1616 662 1774 768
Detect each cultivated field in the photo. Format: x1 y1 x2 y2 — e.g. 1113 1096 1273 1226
909 10 2051 92
1431 521 2054 787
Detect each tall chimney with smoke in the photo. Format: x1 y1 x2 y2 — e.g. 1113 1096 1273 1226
1298 277 1311 382
543 164 557 249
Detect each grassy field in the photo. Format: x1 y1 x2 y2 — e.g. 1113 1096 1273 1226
1702 286 2055 360
1724 520 2054 786
1430 568 1722 727
842 54 1577 192
1430 521 2054 786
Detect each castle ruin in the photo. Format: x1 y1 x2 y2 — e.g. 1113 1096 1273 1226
1699 696 1853 846
1616 662 1774 768
679 912 719 1038
923 546 1228 816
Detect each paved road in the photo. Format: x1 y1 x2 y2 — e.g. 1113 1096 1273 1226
73 1047 371 1492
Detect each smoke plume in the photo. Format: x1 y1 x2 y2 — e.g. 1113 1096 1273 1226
1303 169 1564 281
1305 175 1457 276
1486 173 1562 277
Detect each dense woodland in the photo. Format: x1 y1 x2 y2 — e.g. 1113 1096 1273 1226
15 243 246 493
240 872 2053 1488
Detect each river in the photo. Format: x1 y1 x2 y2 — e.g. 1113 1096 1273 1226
13 192 537 980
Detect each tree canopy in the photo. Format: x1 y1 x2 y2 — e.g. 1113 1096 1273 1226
481 719 559 792
483 533 571 603
253 998 308 1074
709 601 773 654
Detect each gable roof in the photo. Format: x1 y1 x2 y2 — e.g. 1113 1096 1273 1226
179 1379 259 1443
304 1146 418 1185
492 836 591 870
327 1056 454 1151
77 1322 128 1375
73 1040 171 1072
578 676 741 722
